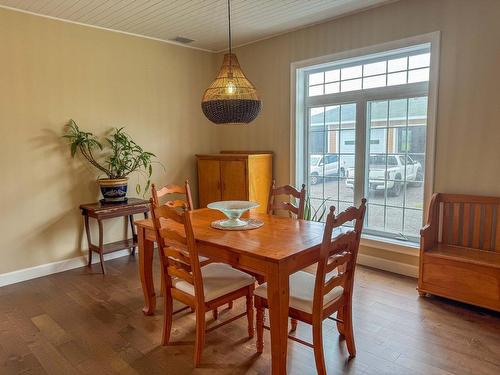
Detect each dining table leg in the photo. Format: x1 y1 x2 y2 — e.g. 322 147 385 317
266 263 290 375
138 226 156 315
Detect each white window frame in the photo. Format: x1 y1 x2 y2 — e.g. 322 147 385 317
290 32 440 250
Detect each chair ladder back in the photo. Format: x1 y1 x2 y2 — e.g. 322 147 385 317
267 180 306 219
438 194 500 251
325 232 357 274
164 246 192 273
159 227 188 247
312 199 366 315
150 199 204 299
151 179 194 211
324 269 348 294
321 233 356 297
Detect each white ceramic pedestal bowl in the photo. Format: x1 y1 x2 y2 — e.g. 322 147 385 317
207 201 259 228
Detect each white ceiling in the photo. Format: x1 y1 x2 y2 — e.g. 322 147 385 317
0 0 392 52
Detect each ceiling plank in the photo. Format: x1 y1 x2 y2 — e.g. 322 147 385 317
0 0 393 52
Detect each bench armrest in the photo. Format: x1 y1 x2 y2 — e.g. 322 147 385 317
420 224 432 236
420 224 435 251
420 193 440 252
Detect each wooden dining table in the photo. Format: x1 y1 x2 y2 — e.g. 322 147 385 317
135 208 325 375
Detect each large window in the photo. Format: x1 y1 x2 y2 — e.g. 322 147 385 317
295 39 437 244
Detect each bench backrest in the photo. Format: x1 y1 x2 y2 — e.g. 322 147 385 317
429 193 500 251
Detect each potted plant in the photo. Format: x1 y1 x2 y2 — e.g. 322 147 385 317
303 195 330 222
63 119 157 203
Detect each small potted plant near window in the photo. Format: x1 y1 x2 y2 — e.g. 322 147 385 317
63 119 157 203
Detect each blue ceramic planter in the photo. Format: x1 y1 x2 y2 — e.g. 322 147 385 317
98 178 128 203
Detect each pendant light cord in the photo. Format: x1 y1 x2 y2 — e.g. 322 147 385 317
228 0 232 56
227 0 233 74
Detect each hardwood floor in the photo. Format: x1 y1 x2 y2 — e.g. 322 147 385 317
1 254 499 375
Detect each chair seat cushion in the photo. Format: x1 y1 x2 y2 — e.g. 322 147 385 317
173 263 255 302
254 270 343 314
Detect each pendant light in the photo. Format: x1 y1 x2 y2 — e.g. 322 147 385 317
201 0 262 124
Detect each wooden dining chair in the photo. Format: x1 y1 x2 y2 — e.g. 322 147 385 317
267 180 306 219
267 180 306 331
254 199 367 375
152 179 213 263
152 179 215 304
151 179 194 210
150 202 256 366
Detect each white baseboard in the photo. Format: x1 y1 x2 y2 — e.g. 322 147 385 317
0 249 133 288
1 248 417 288
357 253 418 278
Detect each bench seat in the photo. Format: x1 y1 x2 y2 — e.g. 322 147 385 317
426 244 500 269
418 193 500 312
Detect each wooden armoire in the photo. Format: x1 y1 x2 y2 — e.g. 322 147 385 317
196 152 273 213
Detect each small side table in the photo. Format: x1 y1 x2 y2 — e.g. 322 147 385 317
80 198 150 274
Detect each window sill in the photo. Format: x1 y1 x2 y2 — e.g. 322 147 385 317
360 234 419 257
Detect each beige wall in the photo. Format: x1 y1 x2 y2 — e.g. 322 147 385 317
216 0 500 266
2 0 500 276
0 8 218 274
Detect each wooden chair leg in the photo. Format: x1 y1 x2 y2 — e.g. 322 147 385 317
343 303 356 358
312 319 327 375
336 306 345 337
159 247 165 297
159 272 165 297
162 289 173 345
212 308 218 321
255 297 264 353
246 287 254 338
290 318 298 332
194 306 206 367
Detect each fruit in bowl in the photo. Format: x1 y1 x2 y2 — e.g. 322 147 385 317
207 201 259 227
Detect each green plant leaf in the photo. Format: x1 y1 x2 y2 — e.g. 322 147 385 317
317 206 327 222
70 143 77 157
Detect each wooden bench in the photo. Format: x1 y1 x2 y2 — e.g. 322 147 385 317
418 193 500 311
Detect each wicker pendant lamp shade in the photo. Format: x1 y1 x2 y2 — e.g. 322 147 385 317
201 0 262 124
202 54 261 124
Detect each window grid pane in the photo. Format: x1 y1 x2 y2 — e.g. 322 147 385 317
307 50 430 97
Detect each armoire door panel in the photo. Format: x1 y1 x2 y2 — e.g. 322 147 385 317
197 159 221 207
221 160 247 201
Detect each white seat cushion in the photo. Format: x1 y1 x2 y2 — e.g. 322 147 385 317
173 263 255 302
254 270 343 314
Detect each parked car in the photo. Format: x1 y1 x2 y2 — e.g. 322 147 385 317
309 154 348 185
346 155 422 196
